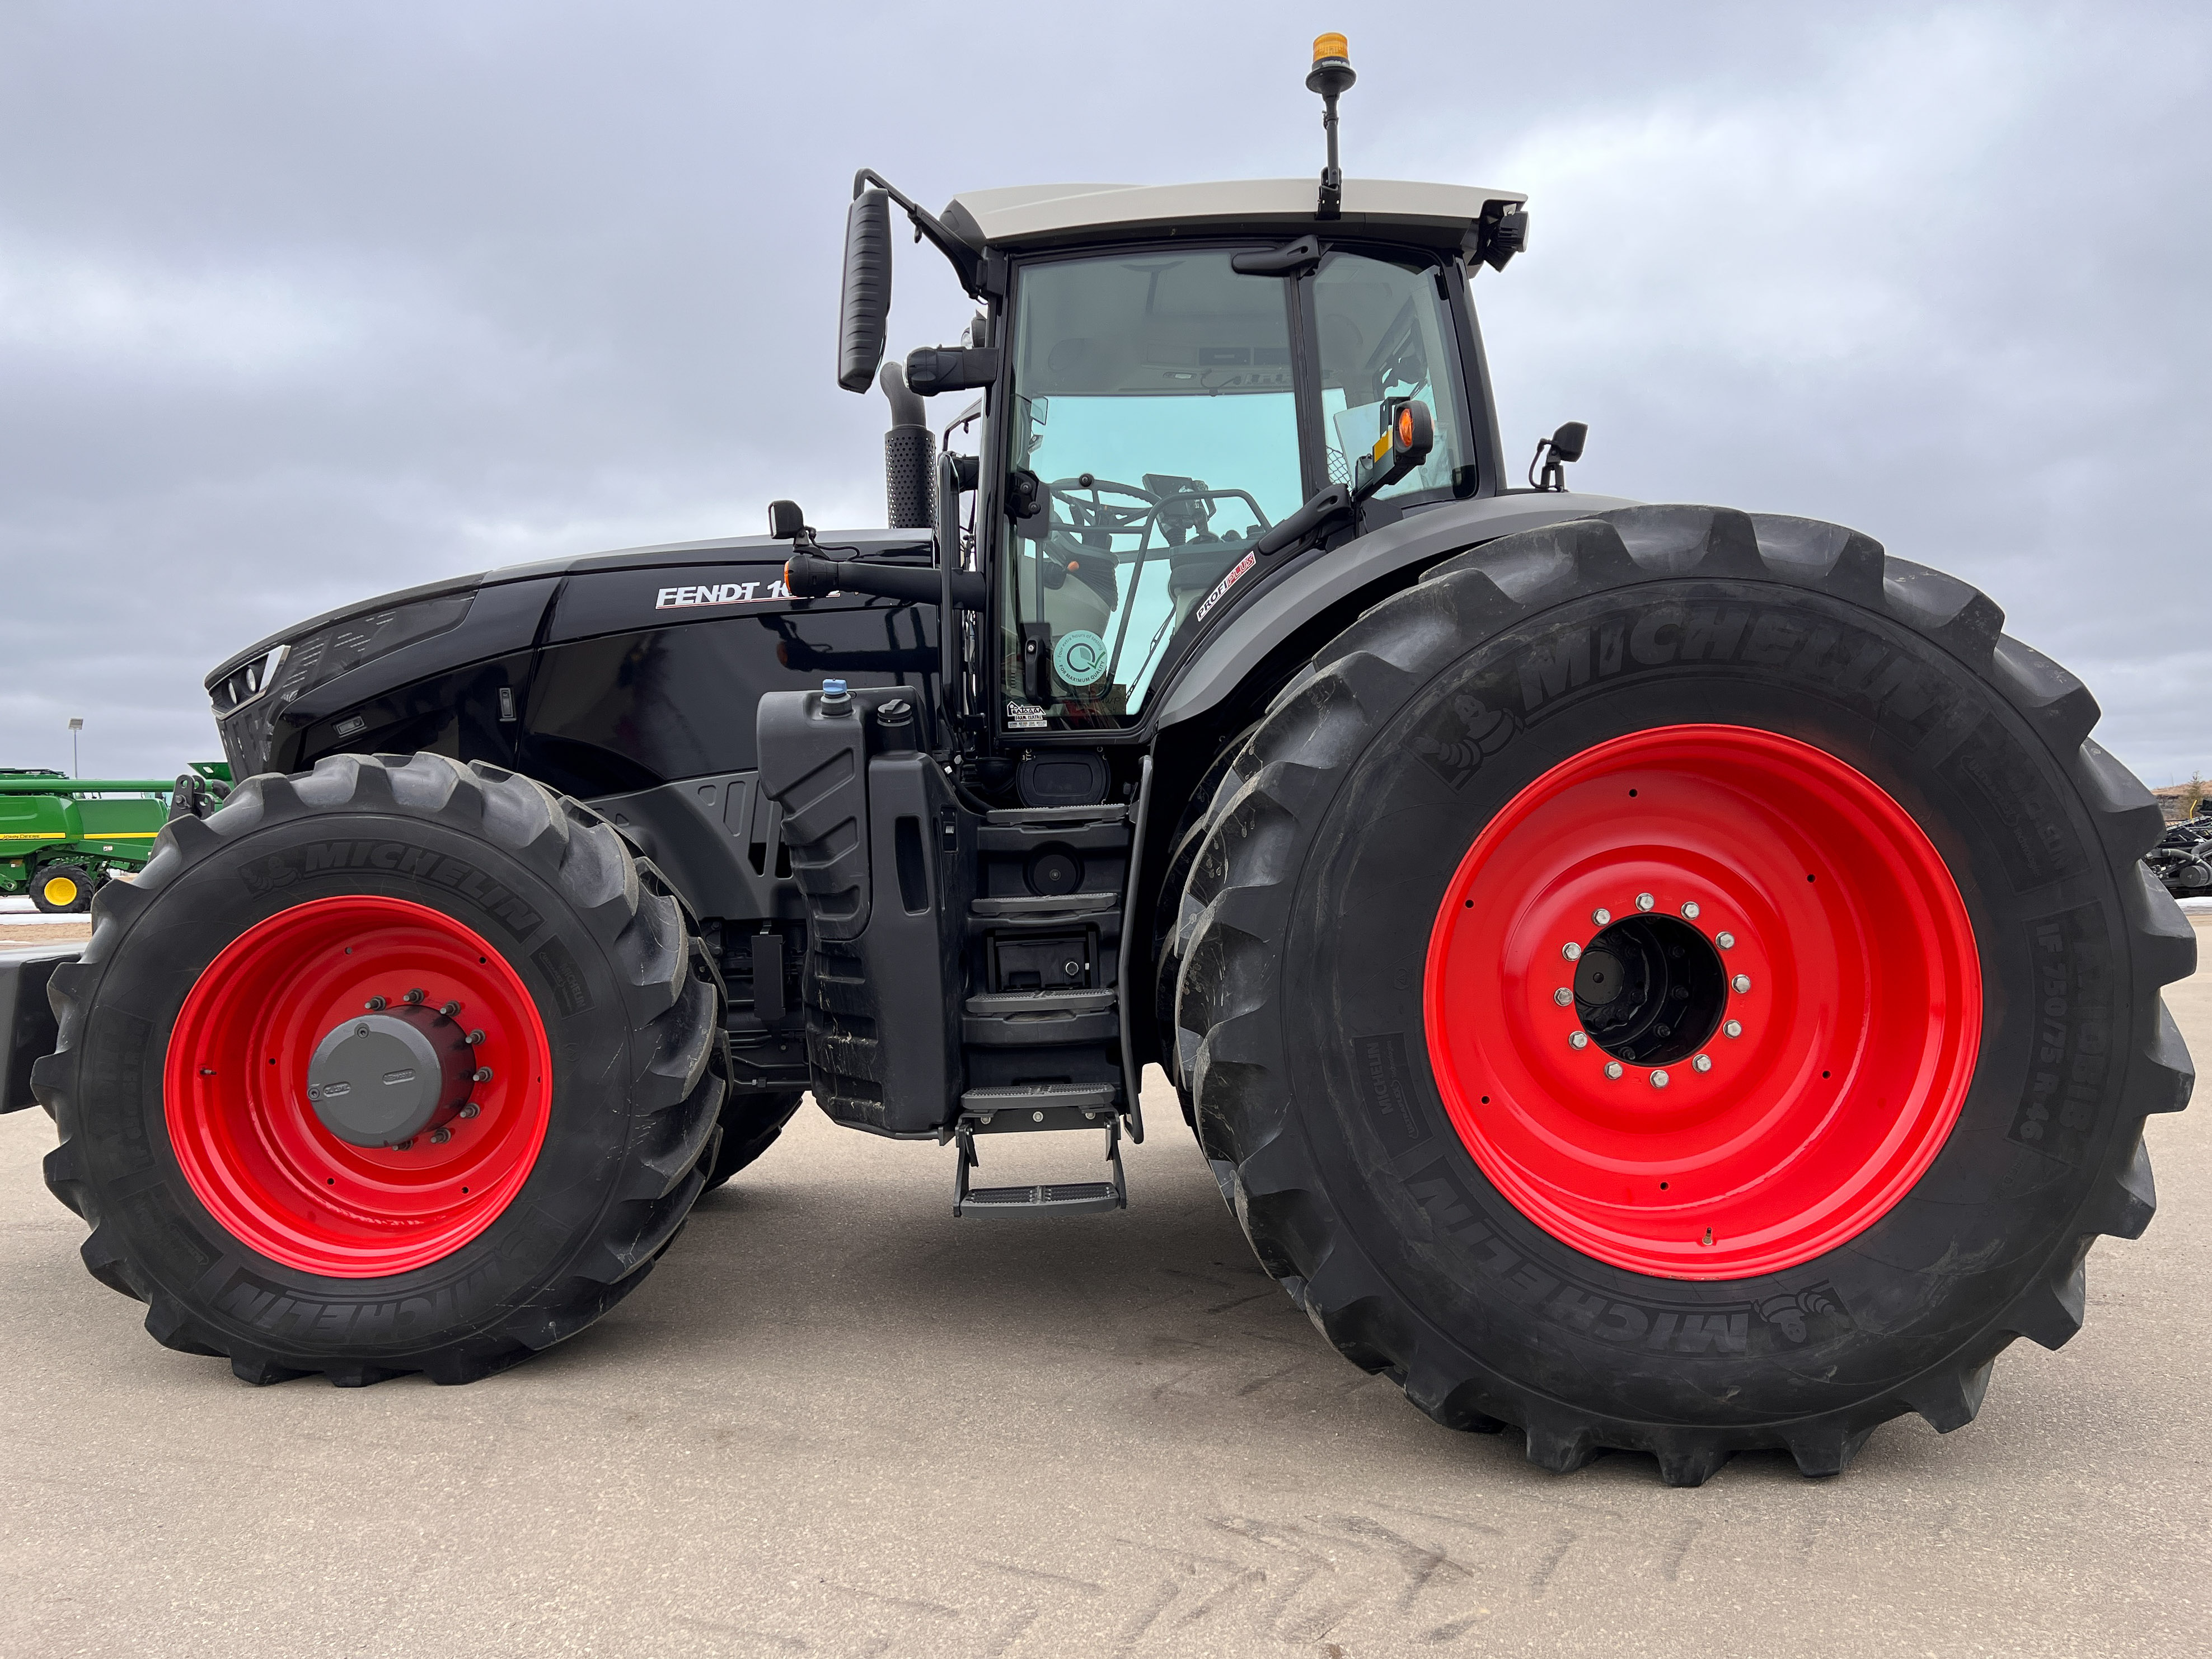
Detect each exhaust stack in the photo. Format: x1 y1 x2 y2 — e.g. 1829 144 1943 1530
880 361 936 529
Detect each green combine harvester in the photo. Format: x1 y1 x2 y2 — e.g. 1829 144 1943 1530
0 764 230 912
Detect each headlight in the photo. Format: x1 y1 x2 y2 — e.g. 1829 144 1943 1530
211 592 474 775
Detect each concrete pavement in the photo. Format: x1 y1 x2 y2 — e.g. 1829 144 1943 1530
3 930 2208 1658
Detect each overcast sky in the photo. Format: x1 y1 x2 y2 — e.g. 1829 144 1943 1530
2 2 2206 786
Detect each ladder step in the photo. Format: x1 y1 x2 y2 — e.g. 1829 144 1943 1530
953 1112 1126 1218
961 1082 1118 1117
969 892 1117 920
964 989 1116 1017
959 1182 1123 1215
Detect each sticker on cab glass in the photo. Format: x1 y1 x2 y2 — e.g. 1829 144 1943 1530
1052 630 1109 688
1006 701 1049 730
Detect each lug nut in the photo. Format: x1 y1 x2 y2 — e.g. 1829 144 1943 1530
1732 974 1752 993
1604 1061 1624 1080
1592 907 1611 926
1553 988 1574 1007
470 1068 493 1085
365 996 387 1011
1724 1019 1743 1039
458 1102 481 1118
429 1127 452 1145
465 1029 486 1046
1681 901 1700 919
1635 893 1655 912
404 988 426 1005
440 1000 461 1017
394 1137 414 1151
1651 1070 1670 1089
1693 1053 1713 1072
1568 1031 1590 1050
1562 942 1582 962
1716 931 1736 949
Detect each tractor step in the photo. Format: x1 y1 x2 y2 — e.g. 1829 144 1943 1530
952 1108 1126 1218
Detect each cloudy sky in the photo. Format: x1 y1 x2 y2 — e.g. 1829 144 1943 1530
2 2 2206 786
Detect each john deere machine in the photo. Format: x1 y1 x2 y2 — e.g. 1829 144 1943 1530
0 768 226 912
1 38 2188 1486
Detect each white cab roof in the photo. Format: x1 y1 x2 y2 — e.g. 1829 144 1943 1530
943 178 1522 249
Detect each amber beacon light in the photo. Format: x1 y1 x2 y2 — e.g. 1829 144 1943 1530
1306 34 1356 218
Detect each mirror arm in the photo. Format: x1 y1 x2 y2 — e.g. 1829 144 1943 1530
853 168 983 297
1252 484 1353 557
785 549 987 611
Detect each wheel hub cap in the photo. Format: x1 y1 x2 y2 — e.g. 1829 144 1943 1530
306 1007 476 1147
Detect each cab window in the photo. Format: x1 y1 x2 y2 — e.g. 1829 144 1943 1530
1313 251 1471 500
1000 251 1302 730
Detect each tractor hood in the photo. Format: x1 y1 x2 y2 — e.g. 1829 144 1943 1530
203 528 932 782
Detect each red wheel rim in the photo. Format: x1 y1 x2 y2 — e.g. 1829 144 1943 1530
165 896 554 1277
1423 724 1980 1280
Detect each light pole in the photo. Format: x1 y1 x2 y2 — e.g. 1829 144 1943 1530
68 716 83 778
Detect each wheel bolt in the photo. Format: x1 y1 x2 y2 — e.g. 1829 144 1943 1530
403 988 426 1004
1724 1019 1743 1039
1591 907 1611 926
364 996 387 1010
394 1137 414 1150
429 1127 452 1145
1732 973 1752 993
1562 942 1582 962
1693 1053 1713 1073
1635 892 1655 912
471 1068 493 1085
459 1102 481 1118
465 1029 486 1046
1681 901 1700 919
1651 1070 1670 1089
1568 1031 1589 1050
1716 931 1736 949
440 1000 461 1017
1604 1061 1624 1080
1553 988 1573 1007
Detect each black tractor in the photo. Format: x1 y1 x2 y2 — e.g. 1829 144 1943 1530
4 38 2190 1485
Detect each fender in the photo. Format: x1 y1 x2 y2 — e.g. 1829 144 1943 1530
1150 490 1638 733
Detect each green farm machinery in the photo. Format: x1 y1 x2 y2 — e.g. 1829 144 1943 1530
0 765 229 912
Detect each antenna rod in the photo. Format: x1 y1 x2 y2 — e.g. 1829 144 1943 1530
1307 34 1356 221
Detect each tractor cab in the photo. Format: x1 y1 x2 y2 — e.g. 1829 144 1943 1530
804 175 1529 749
783 38 1532 770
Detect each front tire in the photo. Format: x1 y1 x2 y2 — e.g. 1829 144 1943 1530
699 1089 804 1191
34 753 725 1386
1174 505 2192 1483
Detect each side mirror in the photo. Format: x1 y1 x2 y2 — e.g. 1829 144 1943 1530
837 189 893 393
1352 399 1434 499
1531 420 1588 490
767 499 808 540
905 345 1001 397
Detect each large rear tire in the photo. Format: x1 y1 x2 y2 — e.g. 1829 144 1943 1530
34 753 725 1386
1173 505 2193 1483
